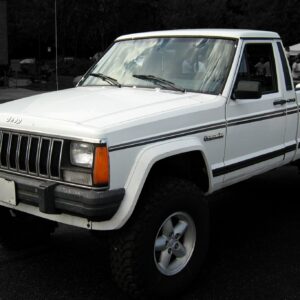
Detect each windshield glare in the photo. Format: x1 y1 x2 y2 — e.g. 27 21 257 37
81 37 236 94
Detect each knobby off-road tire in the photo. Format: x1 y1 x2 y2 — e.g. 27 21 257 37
0 208 57 250
110 177 209 299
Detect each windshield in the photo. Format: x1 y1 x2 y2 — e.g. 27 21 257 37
80 37 237 95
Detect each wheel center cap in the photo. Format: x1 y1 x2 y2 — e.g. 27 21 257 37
168 238 177 249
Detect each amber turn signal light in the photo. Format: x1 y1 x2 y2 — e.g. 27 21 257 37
93 145 110 186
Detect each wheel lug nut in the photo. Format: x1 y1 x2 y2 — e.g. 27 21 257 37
174 243 179 249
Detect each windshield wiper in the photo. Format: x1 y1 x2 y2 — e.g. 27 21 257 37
89 73 121 87
132 74 185 93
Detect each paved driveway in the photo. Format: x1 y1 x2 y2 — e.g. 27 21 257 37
0 166 299 299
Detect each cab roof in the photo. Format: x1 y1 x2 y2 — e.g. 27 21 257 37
116 29 280 41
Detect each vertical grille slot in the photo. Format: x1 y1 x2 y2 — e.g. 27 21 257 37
29 137 39 173
39 138 50 176
50 140 63 178
19 136 29 171
0 131 64 182
6 133 12 168
9 134 19 169
0 133 9 167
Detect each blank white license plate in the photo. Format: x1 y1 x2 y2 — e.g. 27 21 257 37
0 178 16 206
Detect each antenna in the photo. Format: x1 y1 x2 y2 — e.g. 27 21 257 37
55 0 58 91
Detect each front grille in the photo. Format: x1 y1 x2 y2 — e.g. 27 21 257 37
0 131 63 179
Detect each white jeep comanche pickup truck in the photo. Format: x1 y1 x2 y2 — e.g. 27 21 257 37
0 29 299 298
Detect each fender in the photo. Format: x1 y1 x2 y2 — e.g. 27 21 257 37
91 136 210 230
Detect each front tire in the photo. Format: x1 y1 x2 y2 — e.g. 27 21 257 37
110 177 209 299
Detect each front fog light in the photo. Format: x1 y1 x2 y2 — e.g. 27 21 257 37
63 170 93 186
70 142 94 168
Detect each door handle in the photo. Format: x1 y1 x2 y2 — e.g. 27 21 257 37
286 98 296 103
273 99 287 106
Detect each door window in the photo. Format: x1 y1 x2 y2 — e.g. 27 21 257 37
236 43 278 94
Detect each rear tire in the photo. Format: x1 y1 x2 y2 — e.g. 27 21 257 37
110 177 209 299
0 208 57 250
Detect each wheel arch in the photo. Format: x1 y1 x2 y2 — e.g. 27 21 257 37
143 150 210 194
93 137 211 230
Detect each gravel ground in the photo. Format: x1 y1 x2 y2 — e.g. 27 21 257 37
0 165 299 299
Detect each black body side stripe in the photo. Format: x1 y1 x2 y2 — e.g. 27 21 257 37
228 111 285 126
212 143 297 177
231 109 286 121
109 122 226 152
286 144 298 153
287 106 298 115
109 109 299 152
288 110 298 115
287 106 298 110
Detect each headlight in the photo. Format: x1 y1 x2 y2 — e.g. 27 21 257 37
70 142 94 168
68 141 109 187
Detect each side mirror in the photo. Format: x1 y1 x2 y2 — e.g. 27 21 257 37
233 80 262 100
296 83 300 91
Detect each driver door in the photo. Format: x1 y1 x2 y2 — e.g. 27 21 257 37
222 41 286 184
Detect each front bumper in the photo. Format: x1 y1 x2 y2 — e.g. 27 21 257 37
0 171 124 221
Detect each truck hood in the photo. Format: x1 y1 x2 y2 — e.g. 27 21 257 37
0 87 216 130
